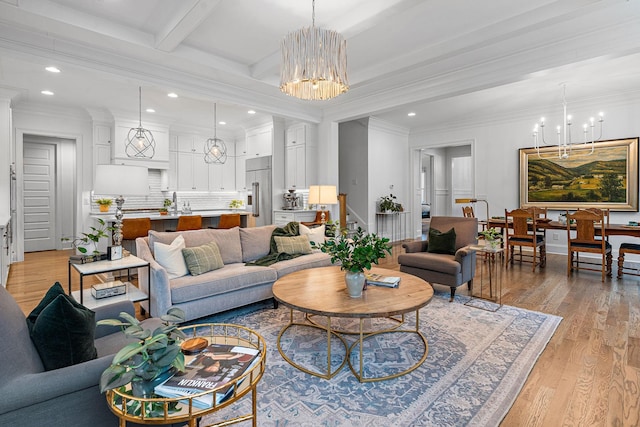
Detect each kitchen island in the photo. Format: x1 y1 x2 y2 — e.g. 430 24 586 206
92 210 251 231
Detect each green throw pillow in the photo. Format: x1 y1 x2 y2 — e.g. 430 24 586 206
26 282 66 332
427 227 457 255
182 241 224 276
274 235 312 255
30 293 97 371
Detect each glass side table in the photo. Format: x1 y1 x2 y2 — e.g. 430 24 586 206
465 244 503 312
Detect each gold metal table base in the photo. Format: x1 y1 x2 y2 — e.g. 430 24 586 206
277 308 428 382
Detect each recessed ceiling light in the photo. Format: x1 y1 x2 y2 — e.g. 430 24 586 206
247 110 256 115
408 112 416 117
146 108 155 113
167 92 178 98
41 90 54 96
45 66 60 73
218 121 226 125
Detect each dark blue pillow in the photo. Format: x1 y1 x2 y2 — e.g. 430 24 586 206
26 282 66 332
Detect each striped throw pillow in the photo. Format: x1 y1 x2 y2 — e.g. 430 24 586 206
181 242 224 276
274 235 312 255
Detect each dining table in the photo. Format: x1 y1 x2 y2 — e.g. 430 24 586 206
487 218 640 238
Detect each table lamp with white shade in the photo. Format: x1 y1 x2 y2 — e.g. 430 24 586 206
93 164 149 258
308 185 338 223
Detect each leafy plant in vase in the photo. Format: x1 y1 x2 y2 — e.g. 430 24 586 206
480 227 502 249
312 227 391 297
159 198 172 215
95 198 113 212
61 218 114 255
99 308 186 401
378 194 403 213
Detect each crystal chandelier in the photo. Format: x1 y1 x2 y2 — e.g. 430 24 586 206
125 86 156 159
532 84 604 159
204 103 227 164
280 0 349 100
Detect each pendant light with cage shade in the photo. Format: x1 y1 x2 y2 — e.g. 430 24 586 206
204 103 227 164
125 86 156 159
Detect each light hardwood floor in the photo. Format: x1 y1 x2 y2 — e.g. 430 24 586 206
6 244 640 426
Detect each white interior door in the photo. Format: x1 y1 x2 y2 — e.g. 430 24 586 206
23 142 56 252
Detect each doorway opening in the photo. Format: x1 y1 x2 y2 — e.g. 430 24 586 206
22 135 76 253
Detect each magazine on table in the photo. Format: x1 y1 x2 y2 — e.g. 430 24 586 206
155 343 260 408
365 273 401 288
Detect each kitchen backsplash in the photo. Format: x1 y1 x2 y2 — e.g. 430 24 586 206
91 170 246 213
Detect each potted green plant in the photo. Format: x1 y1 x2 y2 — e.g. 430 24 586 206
61 218 114 254
313 227 391 297
95 198 113 212
160 198 172 215
480 227 502 249
98 308 186 398
378 194 402 213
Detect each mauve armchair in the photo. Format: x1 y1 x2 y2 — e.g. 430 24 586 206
398 216 478 301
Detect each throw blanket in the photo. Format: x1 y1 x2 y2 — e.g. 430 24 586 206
246 221 304 266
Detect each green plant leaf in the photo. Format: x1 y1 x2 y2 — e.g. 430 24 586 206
100 365 135 392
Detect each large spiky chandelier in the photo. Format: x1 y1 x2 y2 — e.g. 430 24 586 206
280 0 349 101
125 86 156 159
204 103 227 164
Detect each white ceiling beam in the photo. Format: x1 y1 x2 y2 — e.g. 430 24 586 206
154 0 222 52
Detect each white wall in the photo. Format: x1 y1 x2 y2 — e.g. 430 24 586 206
339 118 369 229
368 118 410 238
409 94 640 253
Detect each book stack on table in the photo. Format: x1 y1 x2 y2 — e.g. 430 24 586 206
365 273 401 288
69 253 108 264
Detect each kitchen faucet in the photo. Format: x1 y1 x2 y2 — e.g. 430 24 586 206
172 191 178 215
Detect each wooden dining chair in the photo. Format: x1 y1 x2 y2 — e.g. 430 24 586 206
566 209 612 282
505 208 546 272
462 206 475 218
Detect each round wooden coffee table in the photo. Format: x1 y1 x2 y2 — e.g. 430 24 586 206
273 266 433 382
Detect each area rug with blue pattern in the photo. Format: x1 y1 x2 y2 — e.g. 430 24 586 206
198 291 561 427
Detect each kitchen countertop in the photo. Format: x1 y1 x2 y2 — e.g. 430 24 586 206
91 210 250 221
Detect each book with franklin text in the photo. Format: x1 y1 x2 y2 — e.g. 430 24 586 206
155 343 260 408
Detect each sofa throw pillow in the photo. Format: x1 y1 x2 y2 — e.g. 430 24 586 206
30 293 97 371
299 223 326 246
182 241 224 276
26 281 66 332
427 227 457 255
274 235 312 255
154 235 189 279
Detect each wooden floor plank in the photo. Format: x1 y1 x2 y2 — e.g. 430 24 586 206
5 242 639 426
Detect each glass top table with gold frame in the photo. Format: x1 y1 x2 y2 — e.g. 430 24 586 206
105 324 266 427
272 266 434 383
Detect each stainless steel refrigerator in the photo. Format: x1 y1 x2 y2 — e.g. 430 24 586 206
246 156 272 227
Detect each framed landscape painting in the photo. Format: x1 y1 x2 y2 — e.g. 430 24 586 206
519 137 639 211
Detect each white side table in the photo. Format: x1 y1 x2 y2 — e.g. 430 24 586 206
68 255 150 310
465 244 503 311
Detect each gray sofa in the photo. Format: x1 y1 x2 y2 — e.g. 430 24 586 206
136 225 332 321
398 216 478 301
0 285 167 427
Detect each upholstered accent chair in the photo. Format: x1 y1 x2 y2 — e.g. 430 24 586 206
399 216 478 301
0 285 165 427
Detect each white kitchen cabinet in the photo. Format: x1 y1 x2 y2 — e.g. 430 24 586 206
284 123 316 189
93 123 112 165
273 210 318 226
208 143 235 191
246 123 273 157
177 151 209 191
113 119 169 169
